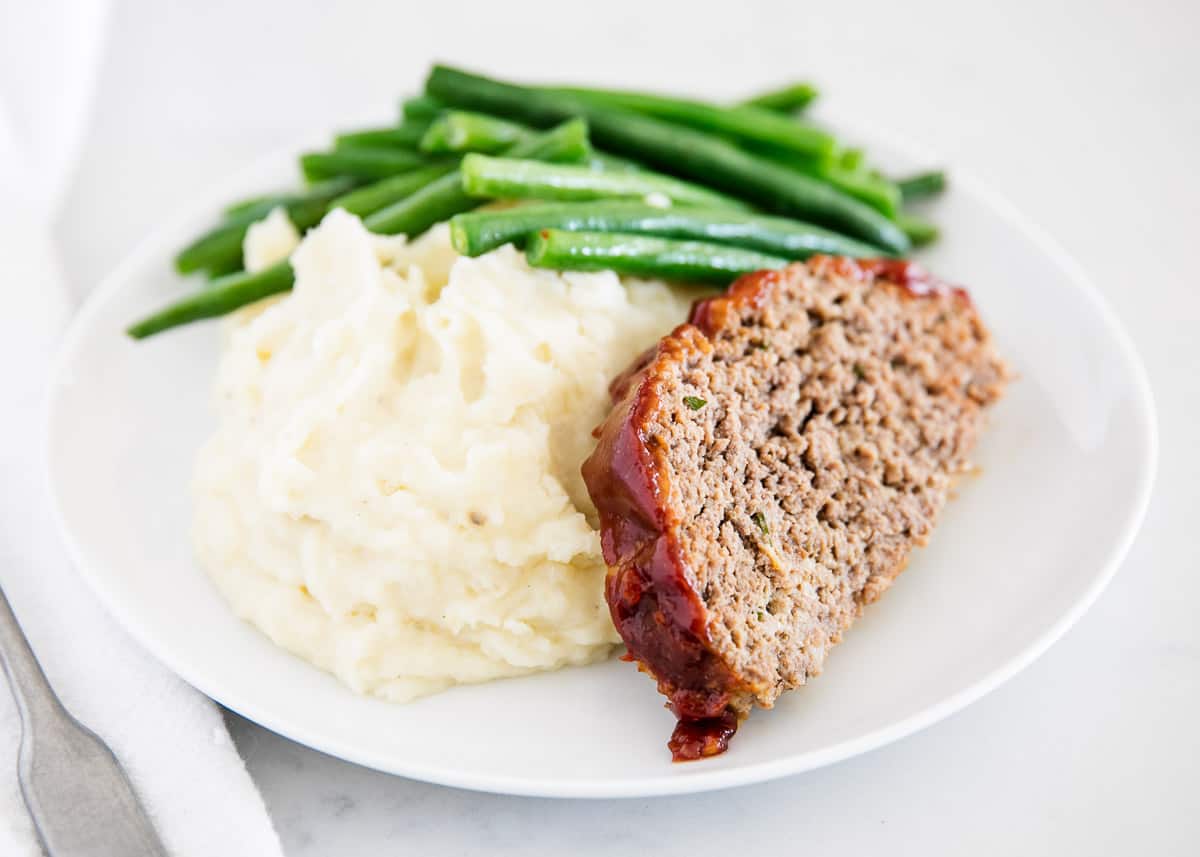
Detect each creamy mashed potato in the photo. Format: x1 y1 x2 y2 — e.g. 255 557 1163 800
194 209 695 701
242 206 300 272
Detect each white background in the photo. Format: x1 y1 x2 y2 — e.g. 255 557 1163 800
42 0 1200 853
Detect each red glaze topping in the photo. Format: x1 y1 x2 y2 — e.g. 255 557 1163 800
852 257 972 303
668 710 739 761
581 322 748 761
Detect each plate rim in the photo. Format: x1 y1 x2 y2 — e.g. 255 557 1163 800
44 119 1159 799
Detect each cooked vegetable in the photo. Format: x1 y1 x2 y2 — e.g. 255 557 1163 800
449 201 883 259
545 86 835 157
898 212 939 246
127 261 295 339
334 123 430 150
739 82 819 113
748 146 901 217
588 152 644 172
683 396 707 410
220 176 359 218
332 162 460 217
134 67 950 342
174 202 307 276
813 163 900 218
839 148 866 172
129 121 593 339
420 111 527 154
424 66 910 253
176 178 358 275
299 147 433 182
897 170 947 202
181 157 459 276
459 155 751 210
223 193 286 217
525 229 789 283
365 118 591 236
401 94 445 121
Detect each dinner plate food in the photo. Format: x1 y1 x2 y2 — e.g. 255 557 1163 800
47 66 1155 796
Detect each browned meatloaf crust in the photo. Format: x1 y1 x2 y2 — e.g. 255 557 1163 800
581 256 1008 760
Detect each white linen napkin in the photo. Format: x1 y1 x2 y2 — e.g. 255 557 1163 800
0 3 285 854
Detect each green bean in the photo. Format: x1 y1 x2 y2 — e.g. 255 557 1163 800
365 118 591 236
331 162 460 217
401 94 445 122
420 111 527 154
127 261 295 339
200 254 245 278
176 220 257 277
816 163 900 218
220 177 358 218
214 198 284 227
223 192 286 217
131 120 593 339
898 212 939 246
176 178 358 275
425 66 909 253
748 145 900 217
459 154 751 210
334 122 430 150
450 201 884 259
739 82 819 113
897 170 947 202
839 148 866 172
547 86 834 157
299 147 430 181
526 229 789 283
588 152 644 172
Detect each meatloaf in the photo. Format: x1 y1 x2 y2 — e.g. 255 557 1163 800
581 256 1008 760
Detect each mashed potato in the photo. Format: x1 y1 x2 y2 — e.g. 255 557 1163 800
194 209 695 701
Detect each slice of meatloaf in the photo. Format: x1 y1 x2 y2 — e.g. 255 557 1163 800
581 256 1008 761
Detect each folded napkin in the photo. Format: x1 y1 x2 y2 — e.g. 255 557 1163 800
0 3 284 854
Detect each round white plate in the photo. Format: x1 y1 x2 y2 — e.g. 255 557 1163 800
46 120 1156 799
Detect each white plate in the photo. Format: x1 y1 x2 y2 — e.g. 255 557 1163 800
46 120 1156 799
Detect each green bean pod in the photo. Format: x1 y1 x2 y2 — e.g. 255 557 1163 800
748 145 901 217
525 229 789 283
450 201 884 259
547 86 835 157
176 178 358 275
127 261 296 339
365 118 591 236
299 147 429 182
130 120 594 340
739 82 819 113
401 94 446 122
334 122 430 150
331 162 460 217
816 163 901 218
177 220 264 276
176 218 264 277
222 192 287 217
420 111 528 154
898 212 939 246
588 152 645 172
897 170 947 202
839 148 866 172
459 154 751 210
425 66 910 253
219 177 358 220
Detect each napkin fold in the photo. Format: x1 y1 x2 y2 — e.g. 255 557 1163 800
0 3 284 854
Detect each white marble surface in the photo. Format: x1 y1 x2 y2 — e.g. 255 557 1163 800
40 0 1200 852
